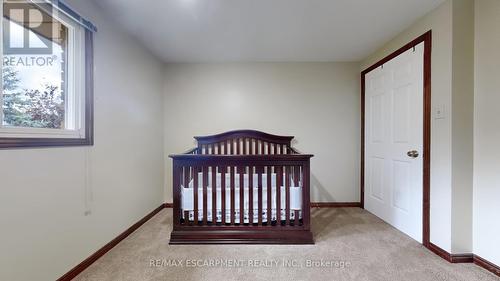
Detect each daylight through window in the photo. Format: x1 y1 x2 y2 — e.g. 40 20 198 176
0 0 95 147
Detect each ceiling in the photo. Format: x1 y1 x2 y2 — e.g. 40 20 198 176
95 0 445 63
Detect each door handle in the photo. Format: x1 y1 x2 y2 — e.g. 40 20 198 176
407 150 419 158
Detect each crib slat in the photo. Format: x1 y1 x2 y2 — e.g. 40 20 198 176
212 166 217 224
302 164 310 229
193 167 199 224
184 166 190 225
230 167 235 225
173 165 181 226
203 167 208 225
294 210 300 226
220 166 226 224
276 166 282 224
285 166 291 226
267 167 272 226
293 166 300 186
227 140 232 155
244 138 249 155
259 141 263 155
239 166 245 224
249 166 253 224
236 139 240 155
257 167 263 225
295 165 301 226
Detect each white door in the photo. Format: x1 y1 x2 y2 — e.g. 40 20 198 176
364 43 424 243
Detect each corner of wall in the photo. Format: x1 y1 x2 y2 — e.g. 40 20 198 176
472 0 500 267
450 0 475 254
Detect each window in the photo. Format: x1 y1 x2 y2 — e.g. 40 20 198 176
0 0 95 148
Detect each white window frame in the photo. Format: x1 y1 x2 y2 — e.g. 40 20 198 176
0 0 87 140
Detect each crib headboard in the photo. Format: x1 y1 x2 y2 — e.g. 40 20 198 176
194 130 295 155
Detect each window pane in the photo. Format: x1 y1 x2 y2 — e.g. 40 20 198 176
2 2 68 129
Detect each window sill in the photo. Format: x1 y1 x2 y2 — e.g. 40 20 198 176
0 127 84 138
0 136 93 149
0 127 92 149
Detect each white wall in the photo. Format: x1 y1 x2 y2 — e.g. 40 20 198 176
361 0 454 252
163 63 360 203
473 0 500 267
450 0 474 254
0 1 165 280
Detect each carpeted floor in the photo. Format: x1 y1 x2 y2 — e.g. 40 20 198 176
74 208 498 281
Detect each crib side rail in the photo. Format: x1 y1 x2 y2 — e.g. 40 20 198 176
170 154 312 231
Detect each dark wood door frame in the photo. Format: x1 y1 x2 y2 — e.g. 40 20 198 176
360 30 432 247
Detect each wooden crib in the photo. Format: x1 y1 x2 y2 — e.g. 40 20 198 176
169 130 313 244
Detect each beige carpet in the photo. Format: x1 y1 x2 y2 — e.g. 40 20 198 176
74 208 498 281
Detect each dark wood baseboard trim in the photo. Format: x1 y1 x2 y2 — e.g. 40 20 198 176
451 253 474 263
474 255 500 277
427 242 473 263
165 202 361 209
428 242 452 262
310 202 361 208
57 203 166 281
